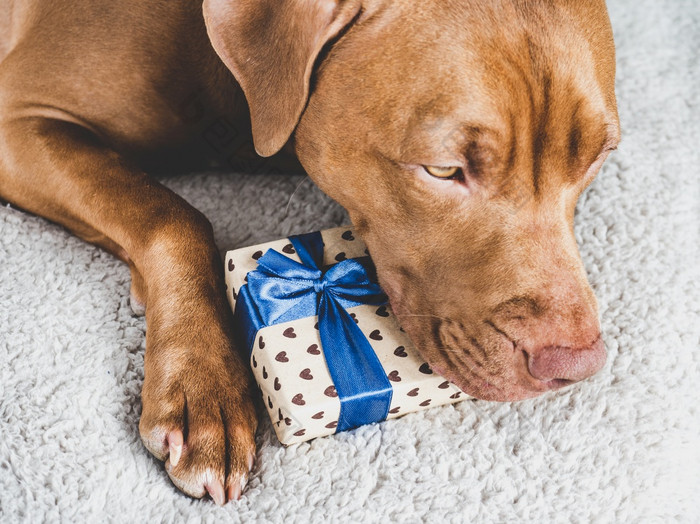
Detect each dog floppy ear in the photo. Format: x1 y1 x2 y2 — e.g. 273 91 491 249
203 0 362 157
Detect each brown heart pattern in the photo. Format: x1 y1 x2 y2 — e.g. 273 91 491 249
252 250 263 260
228 259 235 272
388 370 401 382
283 327 296 338
282 243 296 254
393 346 407 357
335 252 347 262
341 230 354 241
324 385 338 397
248 310 468 445
375 305 389 317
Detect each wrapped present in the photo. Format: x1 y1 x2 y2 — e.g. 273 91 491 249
224 227 469 445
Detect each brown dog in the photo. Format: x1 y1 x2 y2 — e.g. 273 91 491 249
0 0 620 505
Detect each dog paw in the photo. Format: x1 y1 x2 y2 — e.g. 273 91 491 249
138 351 258 504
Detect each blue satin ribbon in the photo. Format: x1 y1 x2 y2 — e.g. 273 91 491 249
233 231 393 432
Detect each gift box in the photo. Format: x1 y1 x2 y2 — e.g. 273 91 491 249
224 227 469 445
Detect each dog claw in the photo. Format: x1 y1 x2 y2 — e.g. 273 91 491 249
206 480 226 506
168 430 183 467
227 482 241 502
227 474 247 502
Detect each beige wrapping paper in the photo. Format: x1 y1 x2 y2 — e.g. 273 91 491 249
224 226 469 445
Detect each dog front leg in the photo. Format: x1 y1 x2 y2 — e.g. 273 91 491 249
0 116 257 504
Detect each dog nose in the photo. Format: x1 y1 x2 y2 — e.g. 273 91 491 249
526 336 606 386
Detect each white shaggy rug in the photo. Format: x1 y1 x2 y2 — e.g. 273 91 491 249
1 1 699 521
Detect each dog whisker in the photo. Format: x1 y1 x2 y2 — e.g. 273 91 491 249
468 337 489 362
282 175 310 217
431 343 489 374
396 311 490 364
434 347 506 394
394 312 459 325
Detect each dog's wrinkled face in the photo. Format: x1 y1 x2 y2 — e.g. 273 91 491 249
205 0 620 401
293 1 620 400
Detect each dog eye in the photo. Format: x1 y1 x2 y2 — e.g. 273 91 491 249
423 166 462 180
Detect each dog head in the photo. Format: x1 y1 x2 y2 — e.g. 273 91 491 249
204 0 620 401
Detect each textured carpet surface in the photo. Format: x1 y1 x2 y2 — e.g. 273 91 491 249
1 1 699 522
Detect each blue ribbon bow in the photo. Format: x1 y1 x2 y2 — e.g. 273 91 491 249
233 231 393 432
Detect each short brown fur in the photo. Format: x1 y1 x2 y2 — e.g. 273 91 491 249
0 0 620 504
